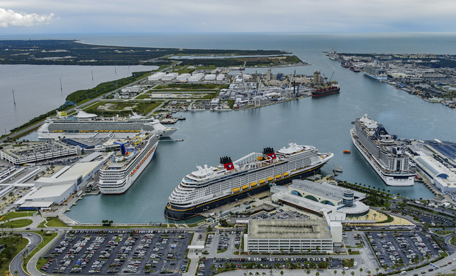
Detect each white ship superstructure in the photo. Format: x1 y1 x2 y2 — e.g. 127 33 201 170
351 114 415 186
37 111 177 139
99 133 159 194
165 143 333 220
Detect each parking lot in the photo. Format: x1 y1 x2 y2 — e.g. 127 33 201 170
197 256 343 276
41 229 192 275
250 209 311 220
391 207 454 227
366 231 444 273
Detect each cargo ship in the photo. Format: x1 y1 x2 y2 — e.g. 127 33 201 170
351 114 415 186
311 82 340 98
37 110 177 139
99 133 159 194
164 143 333 220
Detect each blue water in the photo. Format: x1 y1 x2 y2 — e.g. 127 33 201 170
3 33 456 223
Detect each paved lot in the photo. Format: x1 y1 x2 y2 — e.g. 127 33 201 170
41 229 192 275
365 231 443 273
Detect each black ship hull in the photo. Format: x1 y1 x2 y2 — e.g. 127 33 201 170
164 164 324 221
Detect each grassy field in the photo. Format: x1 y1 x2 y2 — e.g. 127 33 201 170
0 235 28 276
84 100 162 116
0 219 33 228
135 93 152 99
0 211 38 221
38 217 68 228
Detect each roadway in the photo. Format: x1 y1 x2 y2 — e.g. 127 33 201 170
9 232 41 276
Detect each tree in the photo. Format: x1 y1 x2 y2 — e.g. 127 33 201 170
334 270 338 275
316 272 320 276
375 267 379 273
280 271 284 276
306 270 311 275
359 268 363 274
342 271 346 276
351 272 354 276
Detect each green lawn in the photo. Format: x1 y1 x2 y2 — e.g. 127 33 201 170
0 211 37 221
0 235 28 276
37 217 68 228
0 219 33 228
135 93 152 99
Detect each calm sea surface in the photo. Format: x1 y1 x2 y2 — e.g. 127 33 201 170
0 65 158 133
3 33 456 223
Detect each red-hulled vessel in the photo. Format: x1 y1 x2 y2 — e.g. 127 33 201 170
311 83 340 98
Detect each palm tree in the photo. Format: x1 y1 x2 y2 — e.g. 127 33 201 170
342 271 346 276
307 270 311 275
359 268 363 274
255 272 260 276
280 271 284 276
375 267 379 274
351 271 354 276
334 270 338 275
367 270 371 275
316 272 320 276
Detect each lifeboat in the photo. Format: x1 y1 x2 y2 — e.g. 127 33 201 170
241 185 249 190
267 177 274 181
232 188 240 193
259 179 266 184
250 182 258 187
275 174 282 179
343 150 351 154
283 172 289 177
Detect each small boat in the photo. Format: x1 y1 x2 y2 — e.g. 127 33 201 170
178 116 186 120
343 150 351 154
335 166 343 173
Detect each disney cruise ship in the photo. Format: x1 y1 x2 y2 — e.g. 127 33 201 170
99 133 159 194
37 110 177 139
164 143 333 220
351 114 415 186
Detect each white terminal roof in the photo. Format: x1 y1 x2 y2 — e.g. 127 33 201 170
79 152 103 163
290 179 366 201
20 201 53 208
59 161 103 179
248 219 332 240
27 183 74 200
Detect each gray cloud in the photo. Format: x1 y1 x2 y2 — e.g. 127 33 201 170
0 8 54 27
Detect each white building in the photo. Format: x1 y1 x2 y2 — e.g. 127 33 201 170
177 73 191 82
188 73 205 82
17 154 110 209
204 74 217 81
412 151 456 192
148 72 166 82
244 219 335 254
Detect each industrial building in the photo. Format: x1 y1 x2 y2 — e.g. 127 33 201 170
16 152 110 210
271 180 369 217
244 219 337 254
0 140 82 165
410 145 456 192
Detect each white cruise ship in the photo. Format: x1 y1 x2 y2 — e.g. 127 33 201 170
351 114 415 186
164 143 333 220
99 133 159 194
37 110 177 139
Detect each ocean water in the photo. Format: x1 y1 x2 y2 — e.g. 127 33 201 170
0 65 158 134
2 33 456 223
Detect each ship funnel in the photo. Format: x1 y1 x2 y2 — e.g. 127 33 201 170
220 156 234 171
114 142 128 155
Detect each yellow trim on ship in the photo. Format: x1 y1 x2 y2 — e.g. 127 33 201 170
165 164 326 213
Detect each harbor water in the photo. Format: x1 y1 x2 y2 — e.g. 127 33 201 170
2 33 456 223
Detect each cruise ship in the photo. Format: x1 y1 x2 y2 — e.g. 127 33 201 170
351 114 415 186
363 65 387 81
37 110 177 139
99 133 159 194
164 143 333 220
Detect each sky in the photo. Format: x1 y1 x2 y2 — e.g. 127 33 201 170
1 0 456 34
